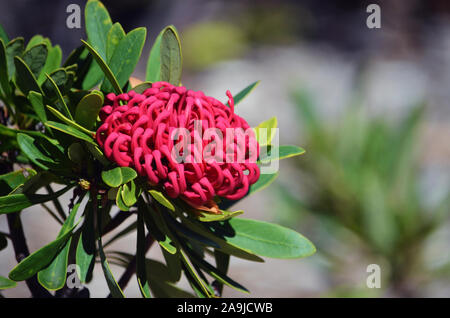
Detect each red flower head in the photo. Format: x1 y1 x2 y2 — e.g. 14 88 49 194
96 81 260 207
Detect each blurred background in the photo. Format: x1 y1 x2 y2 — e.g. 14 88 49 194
1 0 449 297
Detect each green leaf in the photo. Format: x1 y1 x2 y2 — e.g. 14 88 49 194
0 24 8 44
76 198 96 283
101 167 137 188
115 186 130 211
259 145 305 163
85 0 112 59
28 92 47 124
131 81 152 94
224 218 316 259
175 215 264 263
148 189 175 211
45 121 95 144
22 43 48 79
160 26 182 85
183 245 249 294
136 211 151 298
121 180 140 207
25 35 44 51
46 105 94 135
14 56 42 96
106 23 126 62
38 44 62 84
179 249 213 297
0 276 16 290
0 168 37 195
37 196 84 290
248 172 278 195
17 133 54 170
5 38 24 79
146 26 182 84
139 197 177 255
74 89 104 131
213 249 229 295
165 214 220 249
43 73 73 120
228 81 260 107
254 116 277 147
197 209 243 222
8 197 81 281
97 206 125 298
0 39 11 96
81 40 122 94
101 27 147 92
41 68 68 99
0 185 72 214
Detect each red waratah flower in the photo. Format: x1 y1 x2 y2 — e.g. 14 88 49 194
95 81 260 207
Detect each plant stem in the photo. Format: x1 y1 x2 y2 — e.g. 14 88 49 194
6 213 52 298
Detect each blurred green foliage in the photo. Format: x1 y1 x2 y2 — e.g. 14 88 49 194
278 90 450 296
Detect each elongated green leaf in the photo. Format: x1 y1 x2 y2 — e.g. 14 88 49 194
115 185 130 211
179 249 213 297
183 245 249 294
174 214 264 263
44 73 73 120
137 211 151 298
139 197 177 254
76 198 95 283
5 38 24 79
248 172 278 195
97 215 125 298
0 39 11 96
45 121 95 144
160 26 182 85
106 22 125 62
0 169 37 195
165 214 220 249
46 105 93 135
17 133 54 170
259 145 305 163
254 116 277 147
161 248 182 282
101 167 137 188
0 24 8 44
42 68 68 99
228 81 260 107
85 0 112 59
0 185 72 214
22 43 48 79
0 276 16 290
224 218 316 259
38 196 84 290
121 180 140 207
74 91 104 131
81 40 122 94
101 27 146 92
197 209 243 222
148 189 175 211
25 35 44 51
28 91 47 124
146 28 163 82
8 198 81 281
38 44 62 84
14 56 42 96
146 26 182 84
